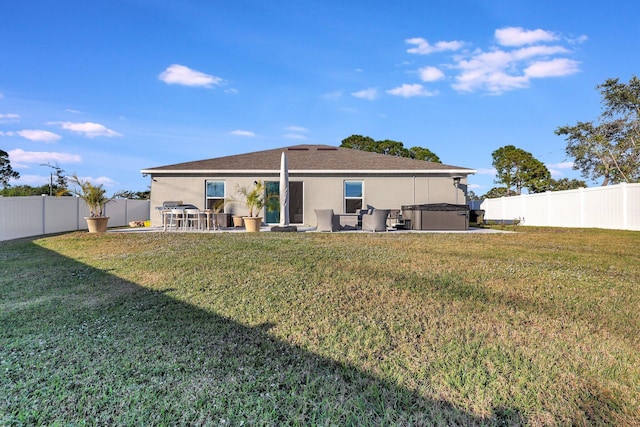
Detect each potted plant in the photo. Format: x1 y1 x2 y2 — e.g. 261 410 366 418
231 180 277 232
210 199 225 230
59 174 114 233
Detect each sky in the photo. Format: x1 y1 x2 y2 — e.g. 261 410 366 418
1 0 639 196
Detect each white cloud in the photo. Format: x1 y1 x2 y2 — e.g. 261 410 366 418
18 130 62 142
65 175 117 188
12 174 52 186
568 34 588 44
548 161 574 170
418 66 445 82
231 130 256 137
351 88 378 100
158 64 224 88
495 27 558 47
321 90 343 100
403 27 582 95
283 133 309 140
89 176 117 187
386 83 436 98
406 37 464 55
65 108 82 114
52 121 122 138
547 161 574 178
512 45 569 60
525 58 580 78
0 113 20 122
1 130 62 142
8 148 82 167
286 126 309 133
452 44 579 93
477 168 497 176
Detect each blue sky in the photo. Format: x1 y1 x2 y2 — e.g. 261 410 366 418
1 1 639 195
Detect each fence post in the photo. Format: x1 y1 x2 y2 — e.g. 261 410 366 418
621 182 628 230
546 191 551 226
42 195 46 235
76 196 81 230
578 187 584 228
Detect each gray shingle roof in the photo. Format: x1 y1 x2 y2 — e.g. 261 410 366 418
142 144 475 173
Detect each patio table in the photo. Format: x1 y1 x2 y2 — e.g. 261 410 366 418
337 213 359 230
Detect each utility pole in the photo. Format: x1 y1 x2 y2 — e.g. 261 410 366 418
40 163 56 196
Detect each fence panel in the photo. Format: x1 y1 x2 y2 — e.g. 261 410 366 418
125 200 152 224
628 185 640 230
481 183 640 231
44 196 82 233
0 196 151 241
0 196 45 241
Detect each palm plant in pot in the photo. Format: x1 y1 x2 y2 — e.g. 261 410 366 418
232 180 277 232
59 174 114 233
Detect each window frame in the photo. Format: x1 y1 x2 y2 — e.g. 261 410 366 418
205 180 226 211
344 180 364 213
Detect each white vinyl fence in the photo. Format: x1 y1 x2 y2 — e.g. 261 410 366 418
480 183 640 231
0 196 151 241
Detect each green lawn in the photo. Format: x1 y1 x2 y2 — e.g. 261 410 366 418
1 228 639 425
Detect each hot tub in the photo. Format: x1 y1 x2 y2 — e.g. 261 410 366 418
401 203 469 230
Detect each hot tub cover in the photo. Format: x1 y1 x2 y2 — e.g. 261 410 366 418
401 203 469 211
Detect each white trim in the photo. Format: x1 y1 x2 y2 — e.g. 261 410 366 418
141 168 477 175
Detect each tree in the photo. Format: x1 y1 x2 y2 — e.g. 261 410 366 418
0 149 20 189
53 165 67 191
408 146 441 163
483 187 509 199
548 178 587 191
466 190 482 201
340 135 442 163
555 76 640 185
340 135 377 152
0 184 50 196
114 189 150 200
374 139 410 157
491 145 551 195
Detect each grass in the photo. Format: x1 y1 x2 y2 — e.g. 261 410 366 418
1 228 639 425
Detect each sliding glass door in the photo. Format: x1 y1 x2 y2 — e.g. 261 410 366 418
264 181 303 224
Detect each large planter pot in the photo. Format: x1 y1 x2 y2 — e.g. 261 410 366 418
243 216 263 232
85 217 110 233
232 216 244 228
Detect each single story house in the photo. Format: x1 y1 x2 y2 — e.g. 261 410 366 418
141 144 476 227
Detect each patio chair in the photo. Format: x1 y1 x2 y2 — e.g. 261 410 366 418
362 209 390 232
184 208 203 231
166 208 183 231
314 209 339 232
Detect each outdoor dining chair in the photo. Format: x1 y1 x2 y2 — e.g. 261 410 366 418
314 209 340 232
166 208 184 231
362 209 390 232
183 208 203 231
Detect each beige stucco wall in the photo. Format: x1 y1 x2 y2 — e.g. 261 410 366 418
148 173 467 227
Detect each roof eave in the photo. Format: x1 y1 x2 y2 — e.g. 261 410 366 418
141 168 477 175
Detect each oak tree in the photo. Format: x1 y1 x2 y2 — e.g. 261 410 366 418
556 76 640 185
340 135 441 163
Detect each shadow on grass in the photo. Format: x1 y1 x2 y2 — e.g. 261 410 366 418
1 238 524 426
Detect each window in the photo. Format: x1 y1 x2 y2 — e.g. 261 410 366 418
344 181 363 213
205 181 225 211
